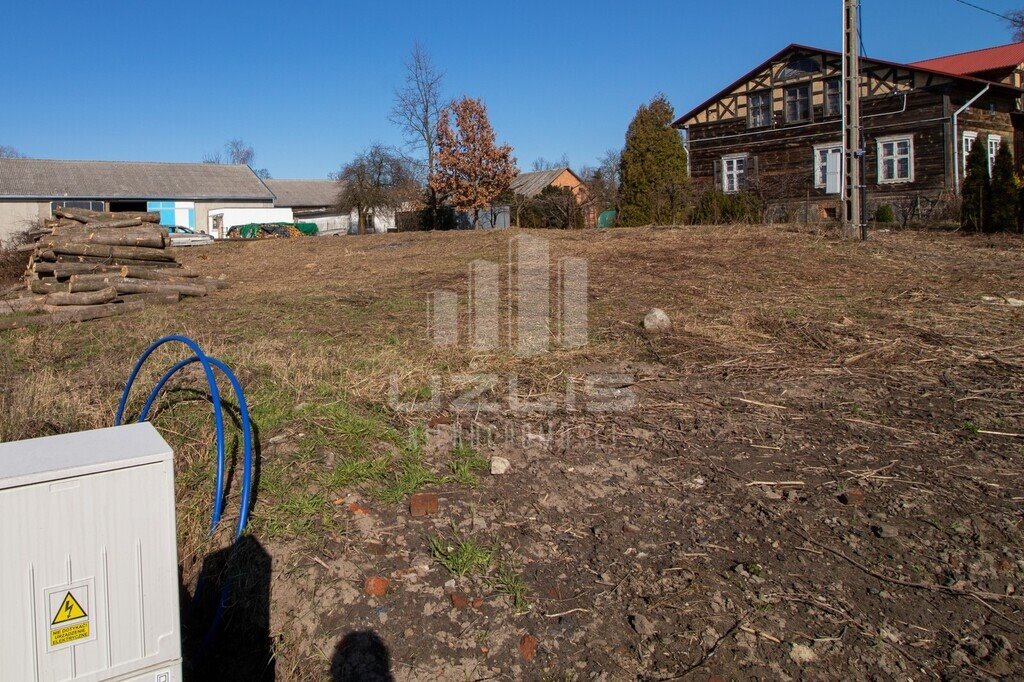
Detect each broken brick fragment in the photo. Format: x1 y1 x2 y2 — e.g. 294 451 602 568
409 492 439 517
519 633 539 661
364 576 389 597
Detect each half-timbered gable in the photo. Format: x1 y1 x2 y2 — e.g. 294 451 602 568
674 43 1024 222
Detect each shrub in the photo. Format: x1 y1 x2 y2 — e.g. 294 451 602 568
519 186 585 229
691 189 760 224
873 204 894 224
989 145 1018 233
0 229 31 288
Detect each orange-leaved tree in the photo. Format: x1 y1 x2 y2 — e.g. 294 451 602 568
430 97 516 228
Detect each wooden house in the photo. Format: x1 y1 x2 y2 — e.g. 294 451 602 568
672 43 1024 221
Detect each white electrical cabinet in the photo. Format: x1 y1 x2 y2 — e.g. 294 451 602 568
0 423 182 681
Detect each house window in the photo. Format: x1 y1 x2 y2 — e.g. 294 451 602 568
748 91 772 128
722 154 748 193
877 135 914 184
988 134 1002 175
962 131 977 177
814 143 843 192
778 57 820 81
785 85 811 123
50 200 104 214
824 79 842 117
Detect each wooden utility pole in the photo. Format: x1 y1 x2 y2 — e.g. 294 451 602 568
842 0 866 239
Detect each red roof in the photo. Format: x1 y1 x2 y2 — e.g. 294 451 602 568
910 41 1024 76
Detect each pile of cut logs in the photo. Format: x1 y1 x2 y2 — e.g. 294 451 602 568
0 207 225 330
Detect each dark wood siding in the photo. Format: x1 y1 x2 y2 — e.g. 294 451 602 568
685 84 1020 219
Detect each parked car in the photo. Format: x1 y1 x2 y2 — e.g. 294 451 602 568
166 225 214 247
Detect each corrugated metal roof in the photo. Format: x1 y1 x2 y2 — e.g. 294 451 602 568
0 158 274 200
509 168 569 198
264 179 340 207
910 41 1024 76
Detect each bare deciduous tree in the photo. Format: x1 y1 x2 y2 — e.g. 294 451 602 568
225 138 256 166
1006 10 1024 41
202 139 260 169
0 145 26 159
391 43 445 229
335 145 418 235
531 154 570 171
579 149 622 213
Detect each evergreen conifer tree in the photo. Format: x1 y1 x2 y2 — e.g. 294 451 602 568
988 144 1017 233
618 96 690 226
960 142 990 233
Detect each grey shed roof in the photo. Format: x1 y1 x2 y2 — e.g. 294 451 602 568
0 158 275 200
509 167 577 198
264 179 339 208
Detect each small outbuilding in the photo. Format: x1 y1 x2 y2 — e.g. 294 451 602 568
264 178 399 235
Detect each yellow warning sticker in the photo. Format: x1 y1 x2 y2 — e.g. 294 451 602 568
51 591 87 625
44 581 94 651
50 621 90 647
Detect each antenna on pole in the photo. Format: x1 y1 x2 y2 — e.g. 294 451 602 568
843 0 866 239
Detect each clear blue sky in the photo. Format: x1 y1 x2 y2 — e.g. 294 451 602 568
1 0 1019 178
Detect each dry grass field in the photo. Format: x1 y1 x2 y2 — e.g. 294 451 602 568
2 225 1023 680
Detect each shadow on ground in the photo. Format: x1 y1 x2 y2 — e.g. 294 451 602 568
181 535 275 680
331 630 394 681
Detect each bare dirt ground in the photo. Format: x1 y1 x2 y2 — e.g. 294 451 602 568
2 225 1023 680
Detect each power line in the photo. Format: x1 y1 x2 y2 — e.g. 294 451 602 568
952 0 1014 22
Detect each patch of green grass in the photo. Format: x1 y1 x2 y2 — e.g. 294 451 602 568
313 402 400 457
449 441 488 486
258 491 334 541
320 456 391 490
429 533 493 577
494 559 530 613
962 420 980 434
376 452 443 502
374 426 449 502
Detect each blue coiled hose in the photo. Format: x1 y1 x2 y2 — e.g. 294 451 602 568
116 335 253 539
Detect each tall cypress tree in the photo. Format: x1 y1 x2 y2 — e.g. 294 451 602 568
960 142 990 233
617 95 690 226
989 144 1018 233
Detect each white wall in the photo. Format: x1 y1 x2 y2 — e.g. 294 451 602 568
0 201 48 247
303 215 351 236
207 207 294 238
195 201 275 236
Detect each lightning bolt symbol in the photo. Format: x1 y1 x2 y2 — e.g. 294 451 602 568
65 600 73 618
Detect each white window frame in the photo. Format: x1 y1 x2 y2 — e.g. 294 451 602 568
722 153 748 194
877 134 915 185
824 79 842 118
748 91 773 129
813 142 843 189
988 134 1002 175
962 131 978 177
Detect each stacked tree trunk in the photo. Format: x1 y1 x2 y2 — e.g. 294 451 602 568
0 207 226 330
